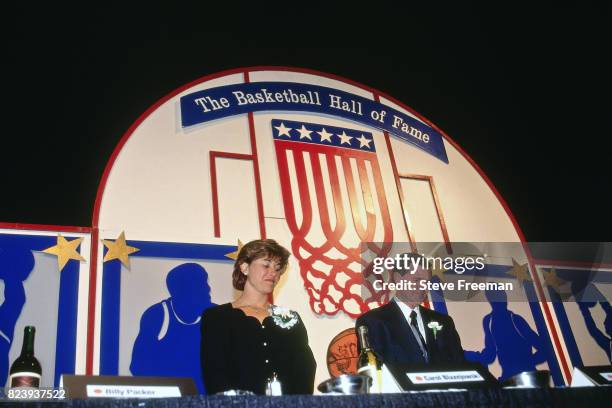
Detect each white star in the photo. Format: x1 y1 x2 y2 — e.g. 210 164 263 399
337 131 353 145
357 134 372 149
317 128 333 143
275 122 292 138
297 125 312 140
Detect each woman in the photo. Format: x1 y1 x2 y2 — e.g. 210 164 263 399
200 239 316 395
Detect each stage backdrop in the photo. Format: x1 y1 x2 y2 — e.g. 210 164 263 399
91 67 574 388
2 67 598 390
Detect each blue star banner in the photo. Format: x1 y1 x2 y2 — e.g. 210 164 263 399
271 119 377 152
180 82 449 163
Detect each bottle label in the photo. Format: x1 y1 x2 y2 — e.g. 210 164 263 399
357 365 375 376
9 372 41 388
358 365 381 393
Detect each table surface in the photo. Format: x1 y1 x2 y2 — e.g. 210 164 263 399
1 386 611 407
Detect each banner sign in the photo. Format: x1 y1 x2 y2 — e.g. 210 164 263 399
180 82 449 163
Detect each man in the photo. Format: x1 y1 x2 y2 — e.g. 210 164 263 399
356 253 464 366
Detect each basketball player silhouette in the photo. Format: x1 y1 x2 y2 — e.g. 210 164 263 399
0 246 35 386
465 289 546 381
574 281 611 362
130 263 215 393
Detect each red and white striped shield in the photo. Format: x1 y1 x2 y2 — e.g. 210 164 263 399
272 119 394 317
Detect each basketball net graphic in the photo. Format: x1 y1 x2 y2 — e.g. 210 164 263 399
272 119 394 317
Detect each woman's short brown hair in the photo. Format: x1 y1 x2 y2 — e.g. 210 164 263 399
232 239 291 290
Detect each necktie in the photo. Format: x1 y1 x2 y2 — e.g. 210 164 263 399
410 310 428 362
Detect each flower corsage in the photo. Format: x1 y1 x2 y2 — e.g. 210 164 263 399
427 321 443 340
269 305 299 329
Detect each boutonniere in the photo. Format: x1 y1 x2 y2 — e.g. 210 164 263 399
269 305 299 329
427 321 443 340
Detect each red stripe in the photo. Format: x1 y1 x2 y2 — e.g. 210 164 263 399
308 151 343 244
287 143 314 235
355 158 377 242
243 71 266 240
374 96 418 253
247 112 266 240
210 152 220 238
85 227 99 374
274 143 302 235
427 177 452 254
367 155 393 247
341 155 370 241
524 248 572 382
244 71 270 304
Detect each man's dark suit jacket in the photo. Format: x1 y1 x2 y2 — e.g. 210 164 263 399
355 301 465 366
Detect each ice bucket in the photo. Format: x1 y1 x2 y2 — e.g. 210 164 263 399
502 370 551 388
317 374 372 395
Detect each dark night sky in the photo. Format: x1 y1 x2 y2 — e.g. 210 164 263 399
2 5 610 241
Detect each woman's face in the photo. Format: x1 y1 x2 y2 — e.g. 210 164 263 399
242 256 283 295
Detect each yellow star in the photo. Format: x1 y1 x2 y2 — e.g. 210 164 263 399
225 239 244 260
542 267 567 293
430 265 447 282
42 234 86 271
102 232 139 268
506 258 531 285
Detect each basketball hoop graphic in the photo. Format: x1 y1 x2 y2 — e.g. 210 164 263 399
272 119 394 317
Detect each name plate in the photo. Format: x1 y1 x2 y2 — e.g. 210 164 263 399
86 385 181 398
407 370 484 385
600 372 612 381
571 366 612 387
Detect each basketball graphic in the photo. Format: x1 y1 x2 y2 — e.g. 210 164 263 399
326 328 359 377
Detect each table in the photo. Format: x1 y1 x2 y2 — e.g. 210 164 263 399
1 387 610 407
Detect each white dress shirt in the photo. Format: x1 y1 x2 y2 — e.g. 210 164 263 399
394 298 426 343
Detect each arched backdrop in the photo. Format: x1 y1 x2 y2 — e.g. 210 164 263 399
3 67 610 390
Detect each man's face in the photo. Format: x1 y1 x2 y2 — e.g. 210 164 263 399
393 264 430 305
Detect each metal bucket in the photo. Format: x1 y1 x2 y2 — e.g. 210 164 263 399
216 389 256 395
317 374 372 395
502 370 551 388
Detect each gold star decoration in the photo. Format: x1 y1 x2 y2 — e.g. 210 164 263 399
225 239 244 260
102 232 139 268
506 258 531 285
42 234 86 271
542 267 567 293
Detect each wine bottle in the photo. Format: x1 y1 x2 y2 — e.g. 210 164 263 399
356 325 382 393
9 326 42 388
